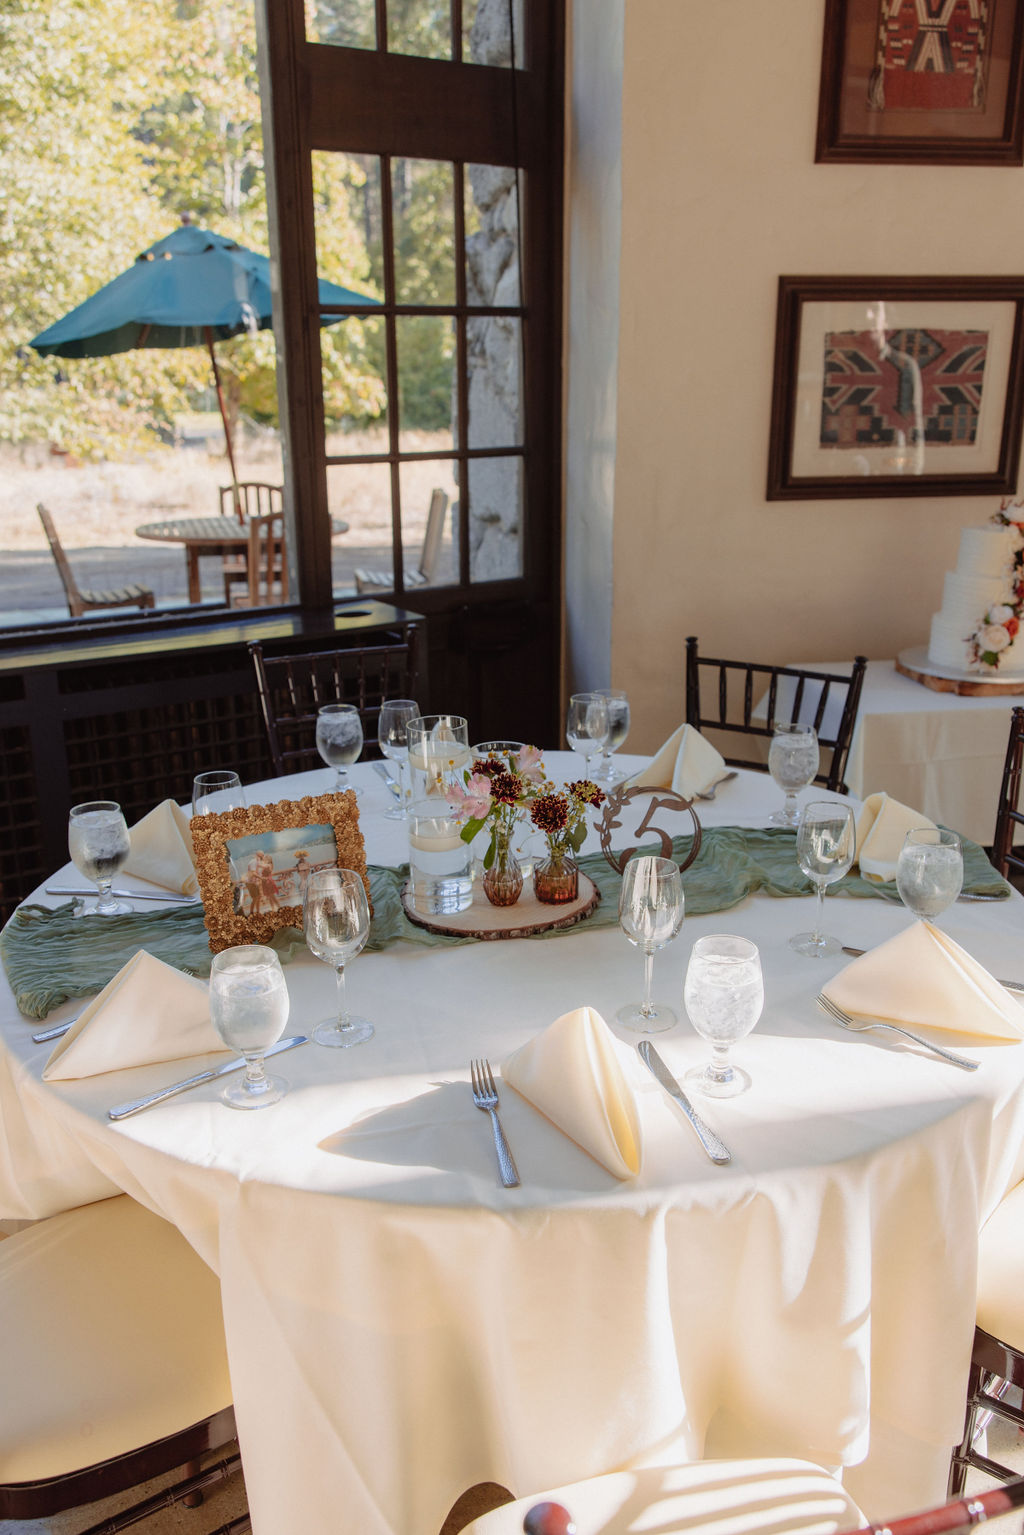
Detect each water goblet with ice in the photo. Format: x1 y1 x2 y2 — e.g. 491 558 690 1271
316 704 363 793
67 800 132 916
208 945 290 1109
768 723 819 827
683 934 764 1098
896 827 963 924
594 689 631 783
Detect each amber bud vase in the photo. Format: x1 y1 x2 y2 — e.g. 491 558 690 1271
533 851 579 905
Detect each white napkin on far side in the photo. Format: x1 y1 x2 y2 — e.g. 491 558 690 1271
123 800 198 895
823 921 1023 1042
633 724 728 801
502 1006 642 1178
855 792 938 882
43 950 226 1080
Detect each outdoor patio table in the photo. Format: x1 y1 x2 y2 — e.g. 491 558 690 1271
1 757 1023 1535
135 513 349 603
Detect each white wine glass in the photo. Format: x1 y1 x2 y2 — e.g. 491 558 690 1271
303 868 373 1048
67 800 132 916
316 703 363 794
790 800 856 958
768 723 819 827
208 945 291 1110
683 934 764 1098
896 827 963 924
594 689 630 783
616 855 685 1031
377 698 420 820
192 770 247 817
566 692 610 777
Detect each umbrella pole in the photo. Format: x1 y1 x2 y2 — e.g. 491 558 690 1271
205 328 242 518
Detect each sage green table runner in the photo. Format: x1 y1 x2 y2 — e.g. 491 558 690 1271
2 827 1007 1018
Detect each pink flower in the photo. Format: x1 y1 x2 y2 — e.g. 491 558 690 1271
447 773 493 821
517 744 545 785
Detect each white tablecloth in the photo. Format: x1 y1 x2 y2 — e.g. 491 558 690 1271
789 660 1022 846
2 756 1024 1534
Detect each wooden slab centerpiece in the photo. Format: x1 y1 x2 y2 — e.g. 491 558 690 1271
401 872 599 939
896 646 1024 697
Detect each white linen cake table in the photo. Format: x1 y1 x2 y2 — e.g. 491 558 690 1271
0 757 1023 1535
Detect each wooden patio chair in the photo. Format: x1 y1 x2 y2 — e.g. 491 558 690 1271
37 504 155 620
249 629 420 775
989 706 1024 879
232 510 288 608
0 1193 246 1532
218 483 284 601
684 637 867 794
354 487 449 593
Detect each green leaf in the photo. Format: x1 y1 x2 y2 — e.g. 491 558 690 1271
568 823 587 853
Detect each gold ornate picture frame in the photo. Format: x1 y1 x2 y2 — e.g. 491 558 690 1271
191 791 369 952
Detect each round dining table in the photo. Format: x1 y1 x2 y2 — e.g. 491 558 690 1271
1 755 1023 1535
135 514 350 603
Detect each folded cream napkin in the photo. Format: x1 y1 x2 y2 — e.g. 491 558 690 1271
633 724 728 801
123 800 198 895
43 950 226 1080
823 921 1024 1042
855 792 937 883
502 1005 642 1178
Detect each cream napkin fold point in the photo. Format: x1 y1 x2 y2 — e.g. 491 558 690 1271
855 792 937 883
502 1005 642 1178
123 799 198 895
824 921 1023 1042
633 724 728 801
43 950 225 1080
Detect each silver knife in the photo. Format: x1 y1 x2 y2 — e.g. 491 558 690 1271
372 762 402 800
841 946 1024 994
637 1041 732 1165
107 1035 309 1120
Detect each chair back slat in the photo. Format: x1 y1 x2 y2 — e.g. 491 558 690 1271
249 632 421 777
990 706 1024 877
684 636 868 794
37 503 84 615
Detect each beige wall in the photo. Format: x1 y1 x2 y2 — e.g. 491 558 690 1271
567 0 1024 752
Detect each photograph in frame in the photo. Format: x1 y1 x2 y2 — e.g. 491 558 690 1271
191 791 370 952
816 0 1024 165
766 275 1024 500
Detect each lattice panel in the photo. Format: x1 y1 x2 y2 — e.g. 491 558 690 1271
0 723 46 924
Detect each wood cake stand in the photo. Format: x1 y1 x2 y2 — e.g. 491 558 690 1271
896 646 1024 697
402 872 600 940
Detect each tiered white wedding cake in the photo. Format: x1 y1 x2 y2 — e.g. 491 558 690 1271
928 515 1024 674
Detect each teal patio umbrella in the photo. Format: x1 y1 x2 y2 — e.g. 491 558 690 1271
29 220 379 490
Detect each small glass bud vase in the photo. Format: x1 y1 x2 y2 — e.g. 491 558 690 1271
482 840 524 907
533 850 579 905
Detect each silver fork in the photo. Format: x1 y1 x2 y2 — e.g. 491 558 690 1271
816 992 978 1071
470 1058 520 1187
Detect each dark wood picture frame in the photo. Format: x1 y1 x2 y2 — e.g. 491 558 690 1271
816 0 1024 165
766 275 1024 501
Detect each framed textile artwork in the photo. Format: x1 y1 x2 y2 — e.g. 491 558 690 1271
191 791 370 952
766 275 1024 500
816 0 1024 164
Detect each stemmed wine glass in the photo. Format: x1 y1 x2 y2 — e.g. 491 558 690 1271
790 800 856 958
768 724 819 827
303 868 373 1048
316 704 363 794
67 800 132 916
896 827 963 924
683 934 764 1098
616 855 685 1031
377 698 420 820
594 689 630 783
566 692 610 778
192 771 247 816
208 945 291 1109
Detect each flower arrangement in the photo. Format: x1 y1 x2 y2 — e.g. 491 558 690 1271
446 745 546 869
968 506 1024 671
529 779 606 863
